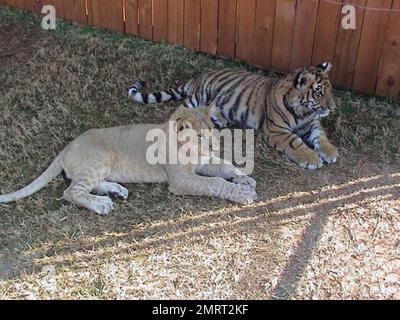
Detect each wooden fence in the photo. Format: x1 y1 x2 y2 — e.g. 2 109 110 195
1 0 399 100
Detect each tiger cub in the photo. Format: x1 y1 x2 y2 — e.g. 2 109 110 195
128 62 339 170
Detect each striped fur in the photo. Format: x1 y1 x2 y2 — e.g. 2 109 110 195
128 62 339 169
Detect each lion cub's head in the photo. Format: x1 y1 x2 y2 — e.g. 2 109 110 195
169 105 221 159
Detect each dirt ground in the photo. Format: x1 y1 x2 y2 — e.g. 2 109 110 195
0 7 399 299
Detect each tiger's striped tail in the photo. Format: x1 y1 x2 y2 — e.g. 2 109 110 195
127 81 188 104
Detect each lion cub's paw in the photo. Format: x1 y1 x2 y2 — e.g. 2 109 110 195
91 197 114 215
291 149 324 170
231 184 258 204
109 184 129 201
317 142 339 164
229 175 257 190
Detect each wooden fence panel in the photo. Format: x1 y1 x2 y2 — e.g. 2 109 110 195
168 0 184 45
376 1 400 99
236 0 257 62
32 0 43 13
88 0 123 33
252 0 276 68
217 0 237 58
290 0 319 70
5 0 16 7
331 0 366 88
52 0 65 18
125 0 138 35
312 0 342 65
88 0 108 29
4 0 400 99
153 0 168 42
139 0 153 40
108 0 124 33
14 0 27 9
184 0 201 51
21 0 37 12
63 0 87 25
352 0 392 95
271 0 296 72
200 0 218 55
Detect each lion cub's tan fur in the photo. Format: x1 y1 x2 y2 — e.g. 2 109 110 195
0 106 256 215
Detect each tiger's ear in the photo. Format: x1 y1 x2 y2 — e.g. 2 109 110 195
318 62 333 74
295 71 311 90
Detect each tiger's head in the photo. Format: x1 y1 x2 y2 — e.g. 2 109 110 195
285 62 336 119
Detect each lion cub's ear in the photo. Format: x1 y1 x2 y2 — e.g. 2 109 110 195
175 117 194 132
206 103 228 128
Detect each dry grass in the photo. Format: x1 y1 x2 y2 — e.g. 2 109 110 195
0 6 399 300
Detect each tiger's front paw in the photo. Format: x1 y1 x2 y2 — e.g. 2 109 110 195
290 148 324 170
317 141 339 164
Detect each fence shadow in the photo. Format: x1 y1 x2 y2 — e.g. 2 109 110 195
1 167 398 299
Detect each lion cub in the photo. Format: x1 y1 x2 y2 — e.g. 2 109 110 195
0 105 257 215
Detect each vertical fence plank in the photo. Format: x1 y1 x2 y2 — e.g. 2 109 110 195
109 0 124 33
168 0 184 45
200 0 218 55
312 0 342 65
184 0 201 51
5 0 17 6
32 0 43 13
88 0 124 33
271 0 296 72
331 0 366 88
252 0 276 67
125 0 139 35
52 0 64 18
14 0 26 9
290 0 319 70
153 0 168 42
217 0 237 58
352 0 392 95
63 0 87 25
88 0 108 29
25 0 35 11
236 0 257 62
139 0 153 40
376 1 400 99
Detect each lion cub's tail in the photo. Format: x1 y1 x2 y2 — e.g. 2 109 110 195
0 152 64 203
